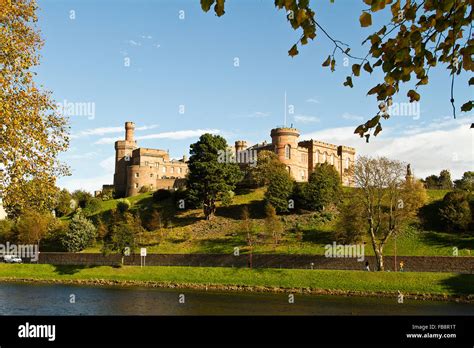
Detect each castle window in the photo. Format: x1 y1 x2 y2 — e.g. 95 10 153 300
170 167 174 174
178 167 182 174
150 173 153 178
162 167 166 173
330 154 334 165
322 153 327 163
135 173 139 178
285 145 291 160
150 184 153 188
134 183 139 188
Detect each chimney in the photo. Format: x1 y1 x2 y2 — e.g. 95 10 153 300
125 122 135 142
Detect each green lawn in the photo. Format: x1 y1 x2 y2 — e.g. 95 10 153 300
0 264 472 297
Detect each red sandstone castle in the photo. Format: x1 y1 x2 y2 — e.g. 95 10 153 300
107 122 355 197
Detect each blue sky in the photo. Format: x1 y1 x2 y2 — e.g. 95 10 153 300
34 0 473 191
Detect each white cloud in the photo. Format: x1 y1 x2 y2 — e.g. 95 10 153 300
301 118 473 180
71 124 158 138
94 129 221 144
306 98 320 104
141 35 153 39
62 151 99 160
128 40 141 46
342 112 364 121
99 156 115 173
232 111 269 119
137 129 220 140
294 114 320 123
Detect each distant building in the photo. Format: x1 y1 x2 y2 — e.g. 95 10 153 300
106 122 356 197
236 127 356 186
109 122 187 197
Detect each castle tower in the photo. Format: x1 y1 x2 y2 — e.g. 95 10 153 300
235 140 248 154
270 127 300 174
125 121 135 142
405 164 413 184
113 122 137 197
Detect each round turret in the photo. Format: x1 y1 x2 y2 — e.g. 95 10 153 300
125 122 135 141
270 127 300 164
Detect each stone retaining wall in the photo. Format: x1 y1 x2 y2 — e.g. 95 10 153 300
34 253 474 273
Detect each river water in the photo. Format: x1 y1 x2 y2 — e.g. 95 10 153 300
0 283 472 315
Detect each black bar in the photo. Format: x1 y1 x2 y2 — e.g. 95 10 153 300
0 316 472 346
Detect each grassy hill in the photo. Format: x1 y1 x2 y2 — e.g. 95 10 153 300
81 188 474 256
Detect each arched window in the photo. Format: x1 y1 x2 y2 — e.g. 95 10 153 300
330 154 334 165
345 158 349 169
322 152 327 163
285 144 291 159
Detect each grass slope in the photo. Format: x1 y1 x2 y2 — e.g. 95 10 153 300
79 188 473 256
0 264 472 297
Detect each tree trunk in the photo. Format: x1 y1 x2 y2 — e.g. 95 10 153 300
374 247 384 271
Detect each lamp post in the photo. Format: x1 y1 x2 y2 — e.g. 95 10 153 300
394 231 397 272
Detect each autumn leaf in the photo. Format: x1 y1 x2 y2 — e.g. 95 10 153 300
352 64 361 76
288 44 298 57
461 101 473 112
322 55 331 67
343 76 353 88
201 0 215 12
407 90 420 102
374 123 382 136
363 62 373 73
359 12 372 27
214 0 225 16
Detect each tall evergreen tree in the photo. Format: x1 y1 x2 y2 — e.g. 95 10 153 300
187 134 243 220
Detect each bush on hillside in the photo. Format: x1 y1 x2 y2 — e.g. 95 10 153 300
439 191 472 231
60 213 97 252
264 168 294 213
83 197 101 216
116 199 131 213
153 189 172 202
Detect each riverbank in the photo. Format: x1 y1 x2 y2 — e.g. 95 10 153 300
0 264 472 303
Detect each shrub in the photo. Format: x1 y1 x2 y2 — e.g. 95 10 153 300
61 213 97 252
153 189 172 202
439 191 472 231
299 163 342 211
83 197 101 216
102 222 136 264
15 210 53 245
41 219 68 251
264 203 284 246
101 188 115 201
116 199 131 213
335 195 366 243
264 168 294 213
71 190 93 209
139 185 151 193
0 219 14 243
55 189 73 217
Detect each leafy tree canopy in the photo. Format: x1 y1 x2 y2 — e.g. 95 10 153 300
187 133 243 219
201 0 473 141
1 0 69 217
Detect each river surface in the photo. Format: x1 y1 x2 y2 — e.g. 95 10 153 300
0 283 472 315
